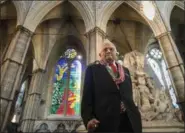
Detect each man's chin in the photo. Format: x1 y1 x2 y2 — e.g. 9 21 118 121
105 58 114 63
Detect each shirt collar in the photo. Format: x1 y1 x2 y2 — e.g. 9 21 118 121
100 60 116 66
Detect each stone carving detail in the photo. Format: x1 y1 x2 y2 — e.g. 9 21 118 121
123 50 183 123
35 123 51 133
53 123 67 133
34 120 82 133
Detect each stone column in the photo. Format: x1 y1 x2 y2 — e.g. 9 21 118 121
0 26 33 132
85 27 106 64
156 31 185 116
20 68 46 132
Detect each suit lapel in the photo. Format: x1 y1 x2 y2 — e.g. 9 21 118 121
99 64 119 91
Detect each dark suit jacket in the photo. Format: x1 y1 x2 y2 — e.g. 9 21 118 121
81 62 142 133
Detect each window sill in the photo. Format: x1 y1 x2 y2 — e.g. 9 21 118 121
46 114 82 120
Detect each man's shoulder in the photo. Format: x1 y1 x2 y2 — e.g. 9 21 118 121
87 60 102 67
122 65 130 74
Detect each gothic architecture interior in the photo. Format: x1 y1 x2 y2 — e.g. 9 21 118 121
0 0 184 132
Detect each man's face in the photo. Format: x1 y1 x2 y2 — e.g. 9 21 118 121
99 43 117 63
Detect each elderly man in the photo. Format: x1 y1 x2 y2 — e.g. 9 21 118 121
81 39 142 133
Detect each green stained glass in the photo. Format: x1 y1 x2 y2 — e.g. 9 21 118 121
50 58 68 114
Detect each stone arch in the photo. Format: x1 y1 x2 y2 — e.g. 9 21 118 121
46 35 86 69
23 1 94 33
163 1 184 31
144 35 157 55
0 1 18 61
146 40 160 54
175 1 184 10
163 1 176 31
12 1 30 26
98 1 166 36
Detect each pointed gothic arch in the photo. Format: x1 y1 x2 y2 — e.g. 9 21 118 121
23 1 94 32
98 1 166 36
163 1 184 31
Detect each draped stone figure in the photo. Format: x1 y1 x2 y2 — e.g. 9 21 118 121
123 50 183 123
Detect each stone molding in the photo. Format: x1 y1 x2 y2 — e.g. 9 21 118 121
16 25 34 37
34 119 82 133
32 68 46 75
1 58 24 67
155 31 171 39
84 26 106 38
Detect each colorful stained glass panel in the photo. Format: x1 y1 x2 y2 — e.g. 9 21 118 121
50 58 69 114
66 60 81 116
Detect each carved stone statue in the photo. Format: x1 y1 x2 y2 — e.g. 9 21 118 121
132 77 141 107
124 51 154 112
145 75 156 96
123 50 183 123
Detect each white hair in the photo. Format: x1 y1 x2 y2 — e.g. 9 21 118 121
102 39 117 52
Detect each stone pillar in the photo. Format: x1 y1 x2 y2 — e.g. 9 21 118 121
0 26 33 132
156 31 185 116
85 27 106 64
20 68 46 132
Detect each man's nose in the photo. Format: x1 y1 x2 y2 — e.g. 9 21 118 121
106 49 111 53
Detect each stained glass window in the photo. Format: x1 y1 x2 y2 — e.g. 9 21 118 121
67 60 81 116
50 59 68 114
149 48 162 59
146 47 179 108
147 57 165 87
50 49 82 116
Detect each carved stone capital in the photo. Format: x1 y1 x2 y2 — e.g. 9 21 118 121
84 26 106 38
32 68 46 75
16 25 34 37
